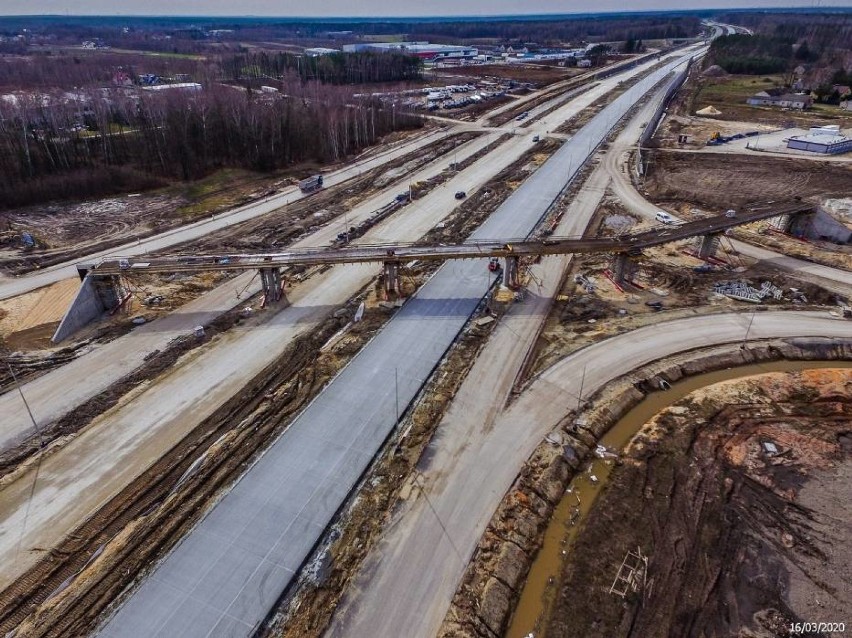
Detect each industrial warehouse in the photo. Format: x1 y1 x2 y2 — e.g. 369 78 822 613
343 41 479 60
786 125 852 155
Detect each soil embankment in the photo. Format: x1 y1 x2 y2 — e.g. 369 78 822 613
547 368 851 638
439 338 852 638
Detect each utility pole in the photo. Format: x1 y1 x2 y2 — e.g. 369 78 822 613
7 360 40 444
395 367 400 421
742 310 757 349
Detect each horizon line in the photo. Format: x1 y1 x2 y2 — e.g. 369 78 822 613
2 5 851 20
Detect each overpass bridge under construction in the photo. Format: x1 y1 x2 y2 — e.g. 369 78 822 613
54 199 813 341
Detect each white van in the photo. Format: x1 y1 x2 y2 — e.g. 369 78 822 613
655 211 675 225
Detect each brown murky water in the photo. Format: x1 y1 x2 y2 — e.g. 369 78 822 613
506 359 852 638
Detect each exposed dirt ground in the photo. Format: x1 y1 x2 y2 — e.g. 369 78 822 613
441 64 582 88
545 369 852 638
528 195 841 379
675 72 852 129
0 128 435 275
0 278 79 350
0 132 561 638
162 132 481 255
642 151 852 210
0 171 286 274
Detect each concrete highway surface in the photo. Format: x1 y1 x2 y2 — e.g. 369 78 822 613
325 73 680 638
329 311 850 638
0 127 452 301
0 129 515 588
96 52 701 638
0 44 686 456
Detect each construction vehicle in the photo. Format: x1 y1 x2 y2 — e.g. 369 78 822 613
298 174 323 194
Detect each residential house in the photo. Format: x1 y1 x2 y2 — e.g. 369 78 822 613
747 89 812 110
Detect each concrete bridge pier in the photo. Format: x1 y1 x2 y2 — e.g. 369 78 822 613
611 252 638 286
383 261 402 296
503 255 520 289
259 267 285 304
695 232 722 260
769 213 793 233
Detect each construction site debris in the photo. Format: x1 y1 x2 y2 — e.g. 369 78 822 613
713 280 783 303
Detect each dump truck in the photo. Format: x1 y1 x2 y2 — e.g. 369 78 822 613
299 174 323 194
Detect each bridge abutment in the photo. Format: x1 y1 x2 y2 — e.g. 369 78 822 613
52 274 126 343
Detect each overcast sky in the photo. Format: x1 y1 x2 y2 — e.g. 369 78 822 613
0 0 850 17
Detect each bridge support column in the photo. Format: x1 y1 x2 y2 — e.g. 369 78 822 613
611 252 638 286
695 232 721 260
503 255 520 289
769 213 793 233
383 261 402 296
259 267 284 304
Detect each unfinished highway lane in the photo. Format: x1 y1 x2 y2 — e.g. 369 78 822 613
0 127 452 301
329 312 852 638
96 52 701 638
6 51 677 587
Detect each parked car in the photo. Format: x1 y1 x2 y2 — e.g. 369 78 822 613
725 209 737 218
655 211 676 225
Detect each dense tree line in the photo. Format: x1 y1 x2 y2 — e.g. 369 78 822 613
709 12 852 80
708 34 796 75
0 52 208 90
0 82 422 209
222 51 422 85
0 14 702 55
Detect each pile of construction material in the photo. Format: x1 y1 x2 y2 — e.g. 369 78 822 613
714 280 783 303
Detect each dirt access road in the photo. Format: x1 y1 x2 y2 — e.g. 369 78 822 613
328 311 851 638
0 127 453 301
605 125 852 296
0 48 707 595
325 72 685 638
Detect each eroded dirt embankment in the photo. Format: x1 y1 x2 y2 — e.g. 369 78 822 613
643 151 852 211
546 368 851 638
439 338 852 638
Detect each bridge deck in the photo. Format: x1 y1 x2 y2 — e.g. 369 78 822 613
89 200 811 276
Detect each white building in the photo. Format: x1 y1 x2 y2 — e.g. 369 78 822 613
141 82 202 93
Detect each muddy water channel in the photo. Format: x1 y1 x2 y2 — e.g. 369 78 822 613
506 359 852 638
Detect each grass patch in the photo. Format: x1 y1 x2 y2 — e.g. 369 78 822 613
696 74 786 104
173 168 277 219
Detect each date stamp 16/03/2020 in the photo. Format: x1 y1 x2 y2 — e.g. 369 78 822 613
790 622 846 635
